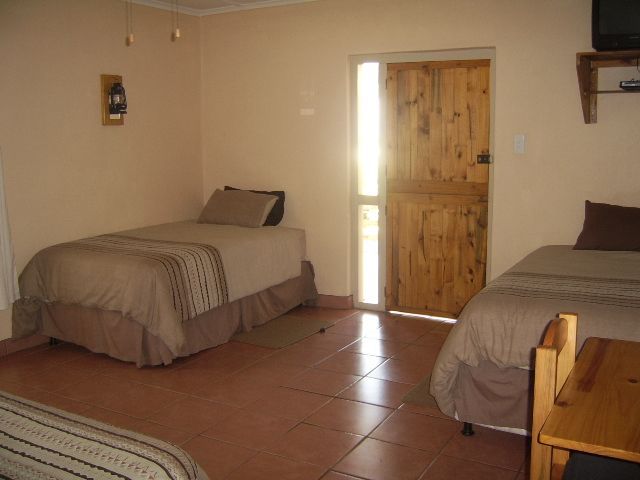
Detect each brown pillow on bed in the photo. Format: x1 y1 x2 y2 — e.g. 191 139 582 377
573 200 640 251
224 186 285 226
198 189 278 228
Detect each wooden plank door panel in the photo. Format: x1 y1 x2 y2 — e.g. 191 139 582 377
388 194 487 316
386 59 490 317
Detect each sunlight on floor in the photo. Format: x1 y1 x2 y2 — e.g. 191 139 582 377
388 310 457 324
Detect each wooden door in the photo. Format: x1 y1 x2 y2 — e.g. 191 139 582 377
385 59 490 317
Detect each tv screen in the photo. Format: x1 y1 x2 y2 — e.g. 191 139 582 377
593 0 640 50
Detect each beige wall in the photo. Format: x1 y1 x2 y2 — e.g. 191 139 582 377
200 0 640 296
0 0 203 338
2 0 639 338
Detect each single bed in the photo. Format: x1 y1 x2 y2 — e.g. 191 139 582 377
430 245 640 431
13 220 317 366
0 389 208 479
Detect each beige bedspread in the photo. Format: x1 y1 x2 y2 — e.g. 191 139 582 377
430 246 640 419
16 221 306 355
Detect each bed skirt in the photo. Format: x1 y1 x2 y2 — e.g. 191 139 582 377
36 261 317 366
452 360 532 431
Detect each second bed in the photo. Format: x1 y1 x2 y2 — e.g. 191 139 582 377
430 245 640 430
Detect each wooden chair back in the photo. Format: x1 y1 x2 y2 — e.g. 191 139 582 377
530 313 578 480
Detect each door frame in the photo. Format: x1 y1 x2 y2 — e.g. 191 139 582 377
349 48 496 312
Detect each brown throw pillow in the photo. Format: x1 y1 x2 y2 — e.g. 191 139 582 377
198 189 278 228
573 200 640 251
224 186 285 226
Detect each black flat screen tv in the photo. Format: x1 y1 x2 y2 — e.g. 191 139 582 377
592 0 640 51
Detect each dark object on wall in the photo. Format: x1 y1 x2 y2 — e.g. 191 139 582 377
101 74 127 126
592 0 640 51
108 83 127 115
224 186 285 226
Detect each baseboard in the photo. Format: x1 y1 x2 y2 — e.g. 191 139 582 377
0 334 49 358
306 294 354 309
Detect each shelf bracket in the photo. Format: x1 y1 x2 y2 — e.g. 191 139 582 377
576 50 640 124
576 55 597 124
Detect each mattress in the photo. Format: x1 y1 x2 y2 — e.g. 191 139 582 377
0 390 208 480
430 246 640 428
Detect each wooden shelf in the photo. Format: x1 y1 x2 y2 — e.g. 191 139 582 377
576 50 640 123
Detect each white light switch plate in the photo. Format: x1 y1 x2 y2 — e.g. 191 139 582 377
514 134 526 154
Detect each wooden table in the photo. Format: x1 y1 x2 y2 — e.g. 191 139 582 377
540 337 640 463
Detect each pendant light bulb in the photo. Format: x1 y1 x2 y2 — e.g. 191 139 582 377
125 0 134 47
171 0 180 42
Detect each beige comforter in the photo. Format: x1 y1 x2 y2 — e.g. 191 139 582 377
430 245 640 418
16 221 306 355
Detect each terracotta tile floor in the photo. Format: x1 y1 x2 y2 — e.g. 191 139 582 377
0 307 529 479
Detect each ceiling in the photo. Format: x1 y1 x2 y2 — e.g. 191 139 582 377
132 0 320 16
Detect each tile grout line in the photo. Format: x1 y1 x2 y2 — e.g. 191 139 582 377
2 310 530 480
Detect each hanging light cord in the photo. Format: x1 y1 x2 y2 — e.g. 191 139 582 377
126 0 134 46
172 0 181 40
